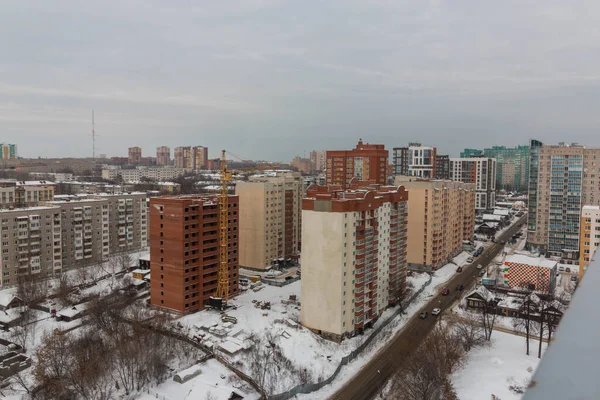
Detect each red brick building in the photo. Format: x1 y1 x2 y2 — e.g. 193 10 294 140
149 194 239 313
326 139 389 189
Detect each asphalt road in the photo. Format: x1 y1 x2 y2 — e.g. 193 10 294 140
329 215 528 400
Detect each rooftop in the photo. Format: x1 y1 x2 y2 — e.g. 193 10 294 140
505 254 557 269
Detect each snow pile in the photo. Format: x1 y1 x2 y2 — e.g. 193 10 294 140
452 331 547 400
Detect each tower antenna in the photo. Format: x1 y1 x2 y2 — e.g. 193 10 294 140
92 110 96 159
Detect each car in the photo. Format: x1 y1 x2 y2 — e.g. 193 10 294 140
432 308 441 316
419 312 428 319
565 267 571 273
441 288 450 296
559 266 565 272
456 284 464 291
456 267 463 273
467 257 474 263
571 276 578 282
477 264 483 270
478 270 485 277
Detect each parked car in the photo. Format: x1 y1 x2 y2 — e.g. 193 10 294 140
566 267 571 273
478 270 485 277
456 267 463 273
477 264 483 270
559 266 565 272
441 287 450 296
456 284 464 291
419 312 428 319
467 257 474 263
432 308 441 316
571 276 578 282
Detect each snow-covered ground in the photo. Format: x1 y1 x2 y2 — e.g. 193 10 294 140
137 358 260 400
452 330 547 400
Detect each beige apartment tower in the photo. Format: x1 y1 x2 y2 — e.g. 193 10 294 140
236 172 302 270
395 176 476 272
580 205 600 279
156 146 171 166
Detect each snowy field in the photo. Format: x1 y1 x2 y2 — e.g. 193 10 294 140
452 330 546 400
137 358 260 400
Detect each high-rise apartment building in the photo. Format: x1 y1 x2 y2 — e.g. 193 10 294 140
156 146 171 166
0 206 62 286
149 195 239 313
236 172 302 271
310 150 326 171
92 193 147 252
395 176 476 271
128 147 142 165
174 146 208 170
51 198 110 268
461 146 530 192
528 140 600 261
392 143 449 179
450 157 497 211
0 144 17 160
326 139 388 189
579 206 600 278
301 182 408 341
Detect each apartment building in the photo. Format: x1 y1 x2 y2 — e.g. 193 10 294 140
102 166 188 182
310 150 326 171
450 157 497 211
435 155 450 180
395 176 476 271
156 146 171 166
326 139 388 189
579 206 600 278
128 147 142 165
236 172 302 271
49 198 110 269
82 193 148 253
0 144 17 160
301 182 408 341
149 194 239 313
0 180 55 209
174 146 209 170
0 206 62 287
461 145 530 192
392 143 450 180
527 140 600 261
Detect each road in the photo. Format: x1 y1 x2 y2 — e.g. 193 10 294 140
329 215 527 400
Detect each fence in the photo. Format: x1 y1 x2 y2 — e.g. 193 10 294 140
268 274 433 400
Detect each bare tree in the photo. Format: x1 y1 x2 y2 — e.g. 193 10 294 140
450 314 486 352
16 273 48 307
512 295 537 355
53 273 75 307
481 300 499 341
11 309 36 350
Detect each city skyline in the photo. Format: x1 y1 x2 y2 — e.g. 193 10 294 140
2 1 600 160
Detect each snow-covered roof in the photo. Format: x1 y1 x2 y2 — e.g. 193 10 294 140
0 292 19 308
493 208 510 216
219 340 243 355
139 253 150 261
132 278 146 286
131 269 151 275
466 285 494 302
505 254 557 269
582 205 600 211
482 214 503 221
58 305 85 318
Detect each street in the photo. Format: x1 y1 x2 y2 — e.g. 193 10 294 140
329 215 527 400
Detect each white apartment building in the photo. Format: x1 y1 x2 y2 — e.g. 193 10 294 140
0 206 62 286
92 193 148 252
102 166 189 182
450 157 497 211
301 183 408 341
236 172 302 270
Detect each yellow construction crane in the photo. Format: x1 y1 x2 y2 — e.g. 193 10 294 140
216 150 231 304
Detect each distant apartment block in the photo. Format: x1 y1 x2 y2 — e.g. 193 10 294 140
0 180 55 209
95 193 147 253
236 172 302 271
290 157 312 174
392 143 449 179
395 176 476 271
301 182 408 341
310 150 326 171
102 166 189 182
128 147 142 165
527 140 600 261
174 146 208 170
461 145 530 192
0 144 17 160
149 195 239 313
0 206 62 286
580 206 600 278
450 157 497 211
326 139 388 189
156 146 171 166
30 172 74 182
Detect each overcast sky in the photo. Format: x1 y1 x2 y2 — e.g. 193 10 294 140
1 1 599 161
